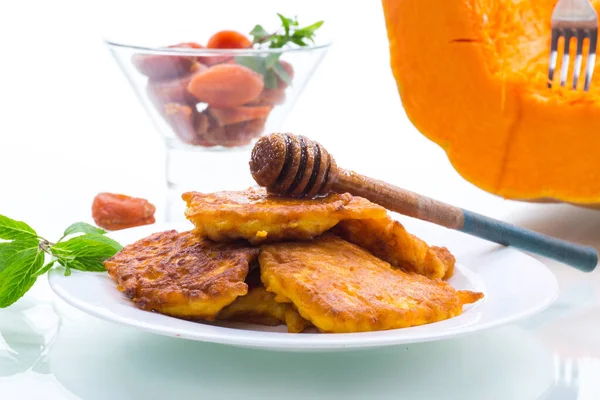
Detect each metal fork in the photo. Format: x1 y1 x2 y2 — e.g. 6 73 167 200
548 0 598 91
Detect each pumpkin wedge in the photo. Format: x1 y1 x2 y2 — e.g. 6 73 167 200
382 0 600 204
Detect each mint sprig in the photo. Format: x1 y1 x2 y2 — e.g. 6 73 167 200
251 14 323 49
0 214 38 242
237 14 324 89
0 248 44 308
0 215 122 308
52 234 122 274
61 222 106 240
235 56 286 89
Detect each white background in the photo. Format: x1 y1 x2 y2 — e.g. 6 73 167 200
3 1 600 399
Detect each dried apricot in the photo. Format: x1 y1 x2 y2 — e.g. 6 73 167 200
195 111 210 135
92 193 156 231
193 112 216 147
132 54 194 80
172 42 233 68
207 106 271 126
160 103 215 146
245 88 286 106
131 44 196 79
198 55 234 66
187 64 264 107
163 103 199 144
146 63 208 107
131 42 204 80
203 118 266 147
207 30 252 49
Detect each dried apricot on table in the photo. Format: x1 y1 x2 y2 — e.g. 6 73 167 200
207 30 252 49
92 193 156 231
187 64 264 107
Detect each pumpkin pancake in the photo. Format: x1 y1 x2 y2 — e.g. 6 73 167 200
260 234 482 333
182 187 386 244
104 230 258 320
332 217 455 280
218 286 311 333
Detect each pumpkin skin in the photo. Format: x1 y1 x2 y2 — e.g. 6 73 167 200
382 0 600 204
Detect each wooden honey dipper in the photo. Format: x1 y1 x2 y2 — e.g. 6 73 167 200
250 133 598 272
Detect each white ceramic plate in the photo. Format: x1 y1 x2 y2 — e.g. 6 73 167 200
48 220 559 351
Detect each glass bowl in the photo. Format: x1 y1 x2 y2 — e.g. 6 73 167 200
105 38 330 219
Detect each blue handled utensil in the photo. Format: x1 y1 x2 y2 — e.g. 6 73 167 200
460 209 597 271
249 133 599 272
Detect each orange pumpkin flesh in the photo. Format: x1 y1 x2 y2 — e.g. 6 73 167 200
382 0 600 204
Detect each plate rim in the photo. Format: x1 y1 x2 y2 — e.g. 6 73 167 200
47 224 560 350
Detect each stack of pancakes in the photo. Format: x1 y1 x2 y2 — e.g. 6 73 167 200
104 188 483 333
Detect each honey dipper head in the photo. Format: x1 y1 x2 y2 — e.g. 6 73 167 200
250 133 337 198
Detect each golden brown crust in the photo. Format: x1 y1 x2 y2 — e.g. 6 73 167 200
104 230 259 320
431 246 456 280
260 234 482 333
182 187 387 244
332 218 456 280
217 287 311 333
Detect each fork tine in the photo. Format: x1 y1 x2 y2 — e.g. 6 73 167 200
572 31 585 89
548 28 560 88
584 28 598 91
560 30 573 87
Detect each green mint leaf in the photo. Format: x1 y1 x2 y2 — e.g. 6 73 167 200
264 69 279 89
250 24 270 42
33 260 56 277
0 214 38 242
268 37 285 49
0 215 125 309
255 14 323 50
52 234 122 272
54 234 122 253
290 37 308 47
49 245 74 258
61 222 106 240
265 53 281 69
0 239 39 273
235 56 267 75
272 60 292 86
277 13 291 36
0 247 44 308
295 20 324 37
236 55 284 88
